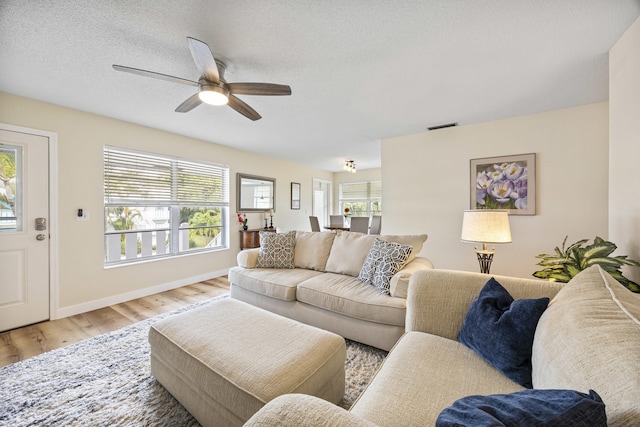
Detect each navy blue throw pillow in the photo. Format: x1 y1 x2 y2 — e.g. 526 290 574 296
436 389 607 427
458 278 549 388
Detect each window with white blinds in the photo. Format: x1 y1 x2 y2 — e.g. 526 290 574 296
103 147 229 265
339 181 382 217
104 148 228 205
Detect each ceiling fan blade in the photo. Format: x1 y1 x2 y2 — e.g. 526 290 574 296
175 93 203 113
187 37 220 83
228 95 261 121
112 64 199 87
226 83 292 96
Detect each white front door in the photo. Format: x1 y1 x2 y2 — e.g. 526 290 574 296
0 129 50 332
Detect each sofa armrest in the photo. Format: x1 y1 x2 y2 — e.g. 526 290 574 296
244 394 378 427
237 248 260 268
405 269 564 340
389 257 435 298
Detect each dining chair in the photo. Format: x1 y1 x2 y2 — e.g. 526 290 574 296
329 215 344 227
309 216 320 232
349 217 369 234
369 215 382 235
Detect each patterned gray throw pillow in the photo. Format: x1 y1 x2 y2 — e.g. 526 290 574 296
358 238 413 294
255 231 296 268
358 238 385 285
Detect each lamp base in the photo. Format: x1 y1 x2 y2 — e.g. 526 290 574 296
475 250 494 274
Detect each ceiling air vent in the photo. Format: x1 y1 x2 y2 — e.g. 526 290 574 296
427 122 458 131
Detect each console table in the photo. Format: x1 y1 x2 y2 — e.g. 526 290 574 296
239 228 276 249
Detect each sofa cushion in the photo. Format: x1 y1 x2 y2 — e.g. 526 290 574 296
389 257 435 299
296 273 406 326
228 266 323 301
349 332 524 426
358 238 413 295
293 231 335 271
325 232 376 277
532 265 640 426
256 231 296 269
379 234 428 264
458 278 549 388
436 389 606 427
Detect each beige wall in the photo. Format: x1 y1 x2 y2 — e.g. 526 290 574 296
381 103 609 279
609 16 640 284
0 92 332 316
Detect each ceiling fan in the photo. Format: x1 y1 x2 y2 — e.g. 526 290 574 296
112 37 292 121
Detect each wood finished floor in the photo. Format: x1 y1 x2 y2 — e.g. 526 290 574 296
0 276 230 368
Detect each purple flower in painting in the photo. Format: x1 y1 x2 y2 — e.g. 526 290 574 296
515 196 528 210
476 172 493 192
488 180 515 203
489 168 504 181
504 163 525 181
510 179 527 199
476 189 487 205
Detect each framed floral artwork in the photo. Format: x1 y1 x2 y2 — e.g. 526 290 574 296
470 153 536 215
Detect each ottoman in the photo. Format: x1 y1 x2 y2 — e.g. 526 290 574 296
148 298 346 427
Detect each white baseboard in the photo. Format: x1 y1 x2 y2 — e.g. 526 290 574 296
53 268 229 319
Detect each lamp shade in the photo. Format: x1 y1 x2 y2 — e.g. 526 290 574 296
461 210 512 244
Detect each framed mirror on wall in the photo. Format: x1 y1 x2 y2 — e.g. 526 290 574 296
237 173 275 212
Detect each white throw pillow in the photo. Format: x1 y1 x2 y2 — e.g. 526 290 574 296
293 231 336 271
324 231 377 277
379 234 428 263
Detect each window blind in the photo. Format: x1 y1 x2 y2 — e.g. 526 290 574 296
104 147 229 206
340 181 381 199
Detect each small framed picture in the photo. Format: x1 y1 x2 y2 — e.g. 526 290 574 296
290 182 300 210
470 153 536 215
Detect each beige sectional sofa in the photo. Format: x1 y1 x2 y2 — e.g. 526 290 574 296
245 265 640 426
228 230 433 351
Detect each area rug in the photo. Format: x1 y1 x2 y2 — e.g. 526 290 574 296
0 296 388 426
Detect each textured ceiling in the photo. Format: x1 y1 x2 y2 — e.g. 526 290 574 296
1 1 639 171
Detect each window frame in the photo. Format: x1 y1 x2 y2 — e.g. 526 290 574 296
338 181 382 217
103 146 229 266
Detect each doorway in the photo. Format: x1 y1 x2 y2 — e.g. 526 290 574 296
0 124 56 332
312 178 332 228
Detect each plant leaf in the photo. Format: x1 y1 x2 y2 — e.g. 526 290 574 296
536 257 575 267
613 256 640 267
532 268 564 279
584 257 626 268
565 239 589 254
582 238 616 259
565 264 582 278
548 272 572 282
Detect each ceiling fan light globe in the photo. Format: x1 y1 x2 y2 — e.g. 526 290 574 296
198 85 229 106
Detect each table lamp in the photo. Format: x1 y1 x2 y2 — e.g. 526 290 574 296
460 210 512 274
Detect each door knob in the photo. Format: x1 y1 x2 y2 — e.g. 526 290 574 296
36 234 46 241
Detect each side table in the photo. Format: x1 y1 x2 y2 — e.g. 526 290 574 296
239 228 276 249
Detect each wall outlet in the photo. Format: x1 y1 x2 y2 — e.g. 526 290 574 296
76 208 89 221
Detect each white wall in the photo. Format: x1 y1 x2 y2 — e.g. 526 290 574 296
382 103 609 279
0 92 332 316
609 16 640 284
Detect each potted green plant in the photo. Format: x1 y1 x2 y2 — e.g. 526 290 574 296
533 236 640 293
